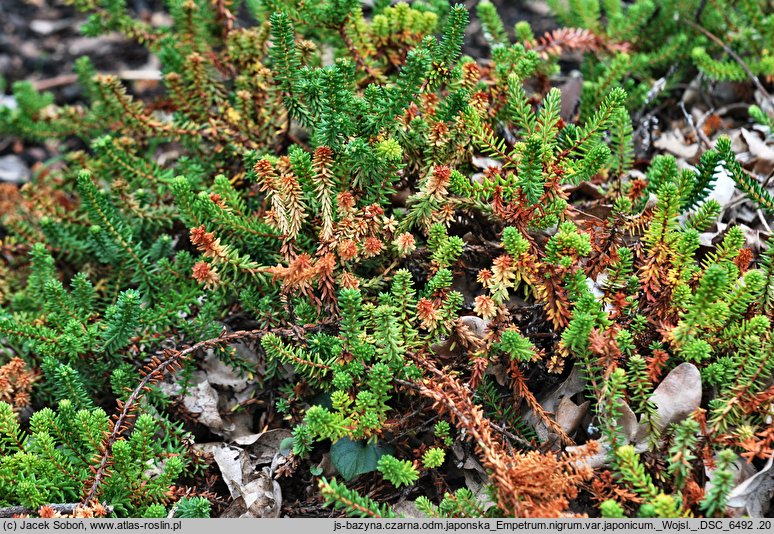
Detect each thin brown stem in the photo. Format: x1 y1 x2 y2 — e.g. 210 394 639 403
685 20 771 102
338 23 385 83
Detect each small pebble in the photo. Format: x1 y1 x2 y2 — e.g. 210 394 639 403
0 154 30 183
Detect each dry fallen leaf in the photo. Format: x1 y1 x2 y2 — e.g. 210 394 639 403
219 468 282 518
698 222 728 247
556 397 590 436
559 75 583 123
201 349 251 391
522 365 587 446
726 455 774 518
649 362 702 434
471 155 502 170
163 342 265 440
457 315 489 338
534 365 587 416
570 363 702 468
705 166 736 210
0 155 30 184
432 316 490 358
201 430 289 518
615 400 648 447
740 128 774 176
205 444 248 498
234 428 293 465
182 377 224 434
654 129 698 160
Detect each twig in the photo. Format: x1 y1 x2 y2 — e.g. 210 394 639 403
685 20 772 103
490 421 537 450
33 70 162 92
0 503 114 519
758 209 771 233
695 102 751 132
680 100 712 149
32 74 78 92
393 376 535 450
634 72 670 126
359 259 400 290
724 193 750 212
694 0 709 22
338 23 385 83
212 0 236 38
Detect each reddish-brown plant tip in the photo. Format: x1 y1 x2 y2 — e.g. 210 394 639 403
362 237 383 257
192 261 221 289
394 232 416 257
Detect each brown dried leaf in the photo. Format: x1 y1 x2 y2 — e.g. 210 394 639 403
203 440 285 518
234 428 293 465
219 468 282 518
182 378 224 434
654 129 698 160
726 455 774 518
556 397 589 435
649 362 702 434
740 128 774 176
